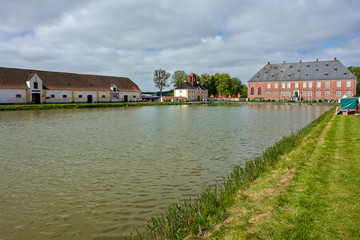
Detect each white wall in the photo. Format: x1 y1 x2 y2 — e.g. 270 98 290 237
45 90 73 103
98 91 111 102
0 89 27 104
119 92 141 102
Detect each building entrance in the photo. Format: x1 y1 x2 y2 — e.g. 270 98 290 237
31 93 41 104
87 95 92 103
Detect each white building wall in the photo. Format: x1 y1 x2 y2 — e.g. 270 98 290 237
45 90 73 103
98 91 111 102
119 91 141 102
0 89 27 104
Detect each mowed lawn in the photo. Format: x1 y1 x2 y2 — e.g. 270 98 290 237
208 113 360 239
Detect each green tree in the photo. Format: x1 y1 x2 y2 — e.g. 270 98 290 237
153 69 170 97
216 73 233 97
348 66 360 96
171 70 187 88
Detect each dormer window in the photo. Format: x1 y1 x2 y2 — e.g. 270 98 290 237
34 82 38 89
113 88 117 92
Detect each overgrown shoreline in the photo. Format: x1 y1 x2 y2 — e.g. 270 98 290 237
0 101 337 111
129 108 337 239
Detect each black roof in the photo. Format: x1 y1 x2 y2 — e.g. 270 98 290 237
175 82 207 90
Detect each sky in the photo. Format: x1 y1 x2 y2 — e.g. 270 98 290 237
1 0 360 91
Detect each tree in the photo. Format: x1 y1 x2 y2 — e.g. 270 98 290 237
171 70 187 88
153 69 170 97
348 66 360 96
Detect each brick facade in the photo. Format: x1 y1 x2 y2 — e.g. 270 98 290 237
248 59 357 101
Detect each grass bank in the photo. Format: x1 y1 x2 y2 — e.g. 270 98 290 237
205 111 360 239
132 108 349 239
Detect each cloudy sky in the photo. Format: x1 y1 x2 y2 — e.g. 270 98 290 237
1 0 360 91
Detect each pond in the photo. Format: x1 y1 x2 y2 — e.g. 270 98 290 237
0 104 332 239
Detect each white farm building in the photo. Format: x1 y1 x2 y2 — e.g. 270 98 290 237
0 67 142 104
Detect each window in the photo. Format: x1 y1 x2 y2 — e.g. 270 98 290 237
295 82 299 88
346 81 351 87
316 91 321 97
287 91 291 97
179 90 182 93
258 87 262 95
302 91 306 96
267 83 271 89
34 82 38 89
308 91 312 96
102 95 106 98
309 82 313 88
326 81 330 88
274 91 278 96
325 91 330 97
281 91 285 96
63 95 67 98
346 90 351 97
337 81 341 87
267 91 271 96
274 83 278 88
287 82 291 88
336 90 341 97
251 87 254 95
282 83 285 88
133 96 136 98
113 88 117 92
317 82 321 88
51 94 55 98
79 95 83 98
16 94 21 98
302 82 306 88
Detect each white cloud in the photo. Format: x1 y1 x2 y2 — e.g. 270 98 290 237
1 0 360 91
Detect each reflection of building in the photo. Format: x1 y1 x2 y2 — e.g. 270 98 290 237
0 67 141 104
248 58 357 101
174 73 208 101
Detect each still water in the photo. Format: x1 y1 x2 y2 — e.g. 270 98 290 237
0 104 332 239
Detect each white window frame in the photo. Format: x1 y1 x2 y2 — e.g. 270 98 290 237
282 83 285 88
308 82 313 88
337 81 341 87
287 82 291 88
274 90 278 96
267 91 271 96
274 83 278 88
346 81 351 87
336 90 341 97
302 90 306 96
317 82 321 88
325 91 330 97
267 83 271 89
303 82 307 88
287 91 291 97
326 81 330 88
346 90 351 96
308 91 312 96
316 90 321 97
281 90 285 96
295 82 299 88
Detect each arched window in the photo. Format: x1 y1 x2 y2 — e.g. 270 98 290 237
251 87 254 95
258 87 262 95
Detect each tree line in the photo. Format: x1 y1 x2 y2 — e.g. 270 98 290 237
153 69 248 98
348 66 360 96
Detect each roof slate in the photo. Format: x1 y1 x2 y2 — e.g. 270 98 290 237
175 82 207 90
248 59 356 82
0 67 141 92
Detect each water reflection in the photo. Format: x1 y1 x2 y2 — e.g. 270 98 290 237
0 104 332 239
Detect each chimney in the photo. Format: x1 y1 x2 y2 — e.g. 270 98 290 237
334 57 337 62
316 59 318 64
268 62 270 65
283 61 285 64
300 60 302 63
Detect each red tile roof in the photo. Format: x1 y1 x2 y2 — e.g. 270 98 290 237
0 67 141 92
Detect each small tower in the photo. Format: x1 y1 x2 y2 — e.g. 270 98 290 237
187 73 197 86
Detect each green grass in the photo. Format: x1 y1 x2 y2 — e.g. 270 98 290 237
209 112 360 239
129 108 336 239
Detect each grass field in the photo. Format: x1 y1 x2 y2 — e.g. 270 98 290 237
207 112 360 239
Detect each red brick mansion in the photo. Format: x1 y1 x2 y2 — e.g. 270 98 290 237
248 58 356 101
